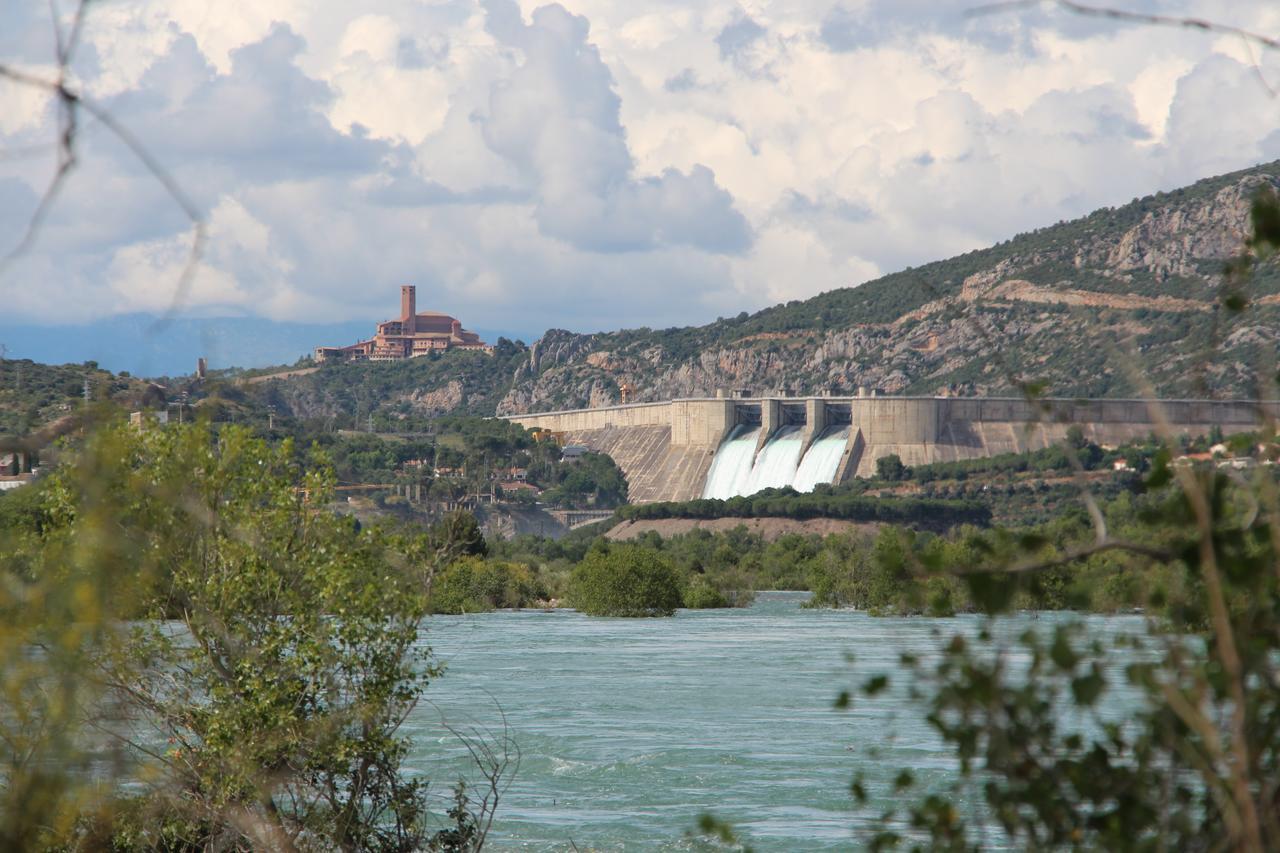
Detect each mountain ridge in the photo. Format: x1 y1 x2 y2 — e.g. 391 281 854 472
493 159 1280 414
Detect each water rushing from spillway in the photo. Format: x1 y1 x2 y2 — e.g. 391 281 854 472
701 425 763 499
743 425 804 494
792 426 850 492
703 424 852 498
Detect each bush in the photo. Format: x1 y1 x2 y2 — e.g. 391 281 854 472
568 545 684 617
876 453 908 481
682 575 729 609
805 527 974 615
1 420 449 849
428 557 542 614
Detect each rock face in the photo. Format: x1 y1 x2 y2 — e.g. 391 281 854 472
401 381 464 415
495 164 1280 413
1096 177 1263 275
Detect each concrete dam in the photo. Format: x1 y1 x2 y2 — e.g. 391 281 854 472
503 397 1274 504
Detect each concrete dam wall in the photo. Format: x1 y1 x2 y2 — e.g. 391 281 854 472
503 397 1276 504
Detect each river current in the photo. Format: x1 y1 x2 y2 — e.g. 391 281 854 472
409 594 1147 850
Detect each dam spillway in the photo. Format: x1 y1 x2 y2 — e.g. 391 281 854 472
502 396 1280 504
701 425 762 499
792 426 851 493
743 425 805 495
701 424 852 499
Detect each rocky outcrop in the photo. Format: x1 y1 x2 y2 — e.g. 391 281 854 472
965 279 1209 313
1093 176 1274 276
401 380 464 415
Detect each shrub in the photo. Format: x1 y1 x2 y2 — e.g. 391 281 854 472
568 545 684 617
2 420 453 849
876 453 908 481
682 575 729 609
429 557 541 614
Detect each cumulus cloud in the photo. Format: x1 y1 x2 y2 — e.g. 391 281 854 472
716 12 767 60
478 0 750 252
1 0 1279 343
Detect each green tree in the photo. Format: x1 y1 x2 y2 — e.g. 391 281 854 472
541 452 629 509
431 509 488 557
429 556 542 614
2 420 510 849
875 454 908 481
568 544 684 617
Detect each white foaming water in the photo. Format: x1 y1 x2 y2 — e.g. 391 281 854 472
791 426 850 493
742 425 804 495
702 425 762 499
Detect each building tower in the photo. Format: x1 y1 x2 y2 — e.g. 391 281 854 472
400 285 417 334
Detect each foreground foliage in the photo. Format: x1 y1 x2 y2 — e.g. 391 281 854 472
845 462 1280 851
0 420 505 850
835 187 1280 851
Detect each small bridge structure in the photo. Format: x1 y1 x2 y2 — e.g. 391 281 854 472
547 509 616 530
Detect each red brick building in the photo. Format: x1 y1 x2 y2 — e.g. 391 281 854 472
315 286 492 362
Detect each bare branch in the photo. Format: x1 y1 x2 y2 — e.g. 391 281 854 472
970 0 1280 53
952 538 1175 576
0 0 205 329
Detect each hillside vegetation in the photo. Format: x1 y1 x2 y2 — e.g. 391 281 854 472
0 359 157 437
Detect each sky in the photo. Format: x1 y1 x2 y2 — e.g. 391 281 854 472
3 0 1280 348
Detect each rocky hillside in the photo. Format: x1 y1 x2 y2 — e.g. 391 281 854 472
0 359 161 437
496 160 1280 413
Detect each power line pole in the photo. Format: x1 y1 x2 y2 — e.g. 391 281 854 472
0 344 12 397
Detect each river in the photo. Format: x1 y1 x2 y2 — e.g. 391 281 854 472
410 593 1147 850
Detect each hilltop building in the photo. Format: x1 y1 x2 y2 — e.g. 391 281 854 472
315 286 491 363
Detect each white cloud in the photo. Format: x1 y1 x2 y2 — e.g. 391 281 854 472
1 0 1279 341
476 0 750 252
327 15 452 144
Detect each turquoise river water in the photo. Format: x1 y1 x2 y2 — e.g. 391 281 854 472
408 593 1146 850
